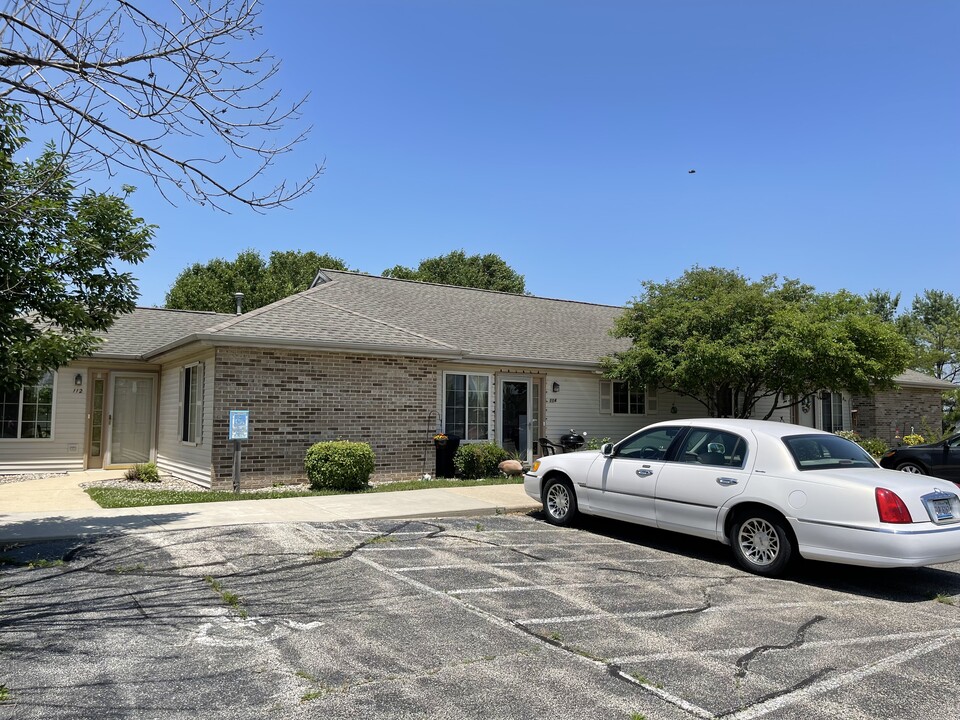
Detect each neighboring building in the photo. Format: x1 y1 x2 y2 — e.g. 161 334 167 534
1 270 952 487
849 369 956 445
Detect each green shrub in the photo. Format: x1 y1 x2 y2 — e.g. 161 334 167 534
902 433 925 446
858 437 890 458
453 443 509 479
586 436 611 450
124 462 160 482
835 431 888 458
304 441 375 492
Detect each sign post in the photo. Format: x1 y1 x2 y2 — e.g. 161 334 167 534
228 410 250 493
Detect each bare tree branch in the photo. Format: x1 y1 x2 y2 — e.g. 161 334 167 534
0 0 321 210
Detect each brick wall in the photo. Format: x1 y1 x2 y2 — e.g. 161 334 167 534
211 347 438 489
850 387 944 445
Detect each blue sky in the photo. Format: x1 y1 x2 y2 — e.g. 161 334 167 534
86 2 960 309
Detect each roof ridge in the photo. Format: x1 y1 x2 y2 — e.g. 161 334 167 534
202 286 322 334
318 268 627 310
135 306 234 317
303 294 459 350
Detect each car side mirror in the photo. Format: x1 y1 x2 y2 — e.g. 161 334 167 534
601 442 614 457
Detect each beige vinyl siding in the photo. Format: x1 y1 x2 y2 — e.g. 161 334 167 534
543 373 643 445
156 352 215 487
0 369 86 473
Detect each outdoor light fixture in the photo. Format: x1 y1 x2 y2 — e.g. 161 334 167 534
74 373 83 387
552 382 560 393
670 402 678 414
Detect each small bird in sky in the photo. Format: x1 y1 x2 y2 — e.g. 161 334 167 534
688 169 697 174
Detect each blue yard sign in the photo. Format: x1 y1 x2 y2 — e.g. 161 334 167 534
229 410 250 441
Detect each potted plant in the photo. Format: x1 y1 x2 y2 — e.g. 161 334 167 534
433 433 448 448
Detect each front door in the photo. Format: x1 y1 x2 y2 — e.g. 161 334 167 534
106 373 156 466
86 370 108 469
500 377 532 462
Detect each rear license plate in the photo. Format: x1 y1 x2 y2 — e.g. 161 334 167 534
931 499 954 521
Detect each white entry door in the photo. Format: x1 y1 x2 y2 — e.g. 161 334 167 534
106 374 156 466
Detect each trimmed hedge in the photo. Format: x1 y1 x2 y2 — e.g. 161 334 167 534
453 443 510 479
304 441 376 492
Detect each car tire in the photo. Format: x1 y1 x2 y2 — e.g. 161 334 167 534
729 509 794 576
896 462 925 475
542 477 578 526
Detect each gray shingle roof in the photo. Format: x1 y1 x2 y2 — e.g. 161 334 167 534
894 368 957 390
194 271 631 365
93 307 235 358
94 273 960 391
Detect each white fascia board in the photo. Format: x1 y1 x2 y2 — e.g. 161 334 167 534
145 333 464 361
144 334 603 369
458 353 601 372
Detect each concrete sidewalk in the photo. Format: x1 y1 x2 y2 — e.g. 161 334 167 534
0 472 540 542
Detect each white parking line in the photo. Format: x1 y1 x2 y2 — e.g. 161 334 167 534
393 558 672 572
519 599 868 627
609 628 955 664
613 668 716 720
367 540 625 552
726 631 960 720
449 582 626 595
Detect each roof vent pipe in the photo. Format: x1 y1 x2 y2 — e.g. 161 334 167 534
234 292 244 315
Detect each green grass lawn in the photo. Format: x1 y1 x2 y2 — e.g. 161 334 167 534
86 476 524 509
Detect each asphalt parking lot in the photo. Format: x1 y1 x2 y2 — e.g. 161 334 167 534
2 512 960 720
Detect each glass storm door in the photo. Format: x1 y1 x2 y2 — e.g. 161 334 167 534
500 377 532 462
87 371 108 469
108 374 155 465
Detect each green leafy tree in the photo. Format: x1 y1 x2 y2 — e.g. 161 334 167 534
602 267 911 419
943 388 960 433
165 249 349 313
382 250 526 294
865 289 901 323
898 290 960 384
0 103 154 391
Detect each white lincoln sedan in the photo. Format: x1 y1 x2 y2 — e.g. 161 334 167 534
524 419 960 576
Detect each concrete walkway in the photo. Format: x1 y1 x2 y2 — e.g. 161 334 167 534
0 472 540 542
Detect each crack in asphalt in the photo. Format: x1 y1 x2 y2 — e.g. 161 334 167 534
735 615 827 678
720 667 836 718
439 533 546 561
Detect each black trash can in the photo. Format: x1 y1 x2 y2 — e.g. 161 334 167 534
435 434 461 478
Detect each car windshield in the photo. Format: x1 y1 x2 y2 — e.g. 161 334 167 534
782 434 877 471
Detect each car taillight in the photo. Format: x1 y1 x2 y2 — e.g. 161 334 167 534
876 487 913 523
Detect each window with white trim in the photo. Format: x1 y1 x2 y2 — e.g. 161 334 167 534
0 372 54 439
180 363 203 443
443 372 491 441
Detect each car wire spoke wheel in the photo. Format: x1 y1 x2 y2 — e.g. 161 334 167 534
737 517 780 566
542 478 578 526
546 483 570 519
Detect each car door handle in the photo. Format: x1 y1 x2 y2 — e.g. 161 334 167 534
636 469 653 477
716 477 738 486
